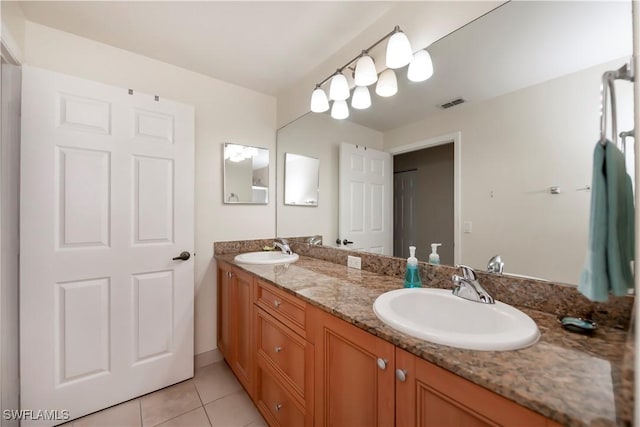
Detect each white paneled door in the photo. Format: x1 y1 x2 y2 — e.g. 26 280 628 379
20 66 194 426
339 142 392 254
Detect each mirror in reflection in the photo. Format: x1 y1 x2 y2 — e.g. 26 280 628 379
223 143 269 204
284 153 320 206
276 1 634 285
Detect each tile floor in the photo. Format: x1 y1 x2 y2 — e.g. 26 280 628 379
63 361 266 427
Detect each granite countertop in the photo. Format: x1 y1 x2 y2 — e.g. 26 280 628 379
216 253 633 427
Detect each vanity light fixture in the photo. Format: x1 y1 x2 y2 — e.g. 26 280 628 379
329 70 350 101
309 25 433 119
376 69 398 97
408 49 434 82
386 26 413 69
354 51 378 86
310 85 330 112
351 86 372 109
331 99 350 120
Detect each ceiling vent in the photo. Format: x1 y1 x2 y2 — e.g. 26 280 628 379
440 98 466 109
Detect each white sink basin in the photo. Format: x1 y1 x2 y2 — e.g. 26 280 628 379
373 288 539 351
234 251 299 265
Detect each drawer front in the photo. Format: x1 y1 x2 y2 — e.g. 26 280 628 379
255 280 306 336
256 309 306 398
257 367 306 427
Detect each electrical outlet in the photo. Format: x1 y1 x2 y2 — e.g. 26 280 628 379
347 255 362 269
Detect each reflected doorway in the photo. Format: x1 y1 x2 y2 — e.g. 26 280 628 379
393 143 454 264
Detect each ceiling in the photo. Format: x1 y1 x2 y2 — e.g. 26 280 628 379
18 1 394 95
16 1 633 132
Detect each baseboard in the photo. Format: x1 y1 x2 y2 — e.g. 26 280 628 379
194 349 223 369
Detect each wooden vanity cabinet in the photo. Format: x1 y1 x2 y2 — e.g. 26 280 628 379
253 279 314 427
395 348 560 427
216 261 254 398
216 263 560 427
309 306 395 427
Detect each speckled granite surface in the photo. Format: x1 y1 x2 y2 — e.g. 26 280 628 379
215 252 634 427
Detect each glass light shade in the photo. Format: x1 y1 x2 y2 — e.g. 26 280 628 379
310 87 329 112
386 30 413 69
351 86 371 109
331 100 349 120
354 54 377 86
375 69 398 97
329 72 350 101
407 50 433 82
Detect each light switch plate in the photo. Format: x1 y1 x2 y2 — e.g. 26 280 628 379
347 255 362 269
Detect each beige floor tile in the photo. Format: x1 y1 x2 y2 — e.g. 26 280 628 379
154 407 211 427
74 399 141 427
245 420 267 427
140 380 201 426
193 361 242 405
204 391 263 427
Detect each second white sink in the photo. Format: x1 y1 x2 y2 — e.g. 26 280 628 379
234 251 299 265
373 288 539 351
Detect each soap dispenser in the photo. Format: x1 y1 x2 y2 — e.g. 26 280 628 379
429 243 442 265
403 246 422 288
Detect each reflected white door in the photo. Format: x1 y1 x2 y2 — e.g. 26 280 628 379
20 66 194 425
394 170 418 258
339 143 392 254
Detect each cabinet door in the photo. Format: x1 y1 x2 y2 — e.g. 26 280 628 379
395 348 555 427
216 262 233 359
310 307 394 427
231 267 254 397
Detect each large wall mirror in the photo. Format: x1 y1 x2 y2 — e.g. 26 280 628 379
223 143 270 204
276 1 634 285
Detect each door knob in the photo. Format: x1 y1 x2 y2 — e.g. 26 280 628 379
336 238 342 245
396 369 407 382
172 251 191 261
376 358 387 370
343 239 354 245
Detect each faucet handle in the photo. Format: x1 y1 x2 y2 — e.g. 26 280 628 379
456 265 476 280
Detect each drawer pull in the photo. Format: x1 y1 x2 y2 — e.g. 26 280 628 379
396 369 407 382
275 403 283 412
274 346 283 353
376 358 387 370
273 300 282 308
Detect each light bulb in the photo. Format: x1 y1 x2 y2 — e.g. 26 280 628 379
331 100 349 120
408 50 433 82
386 29 413 69
310 86 329 112
354 53 377 86
351 86 371 109
375 69 398 97
329 71 350 101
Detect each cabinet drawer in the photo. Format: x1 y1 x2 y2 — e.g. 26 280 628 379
256 367 306 427
256 308 306 400
255 279 306 337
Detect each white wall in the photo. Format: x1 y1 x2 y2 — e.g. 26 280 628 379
23 21 276 356
276 1 503 128
0 1 25 63
277 113 382 242
384 58 634 284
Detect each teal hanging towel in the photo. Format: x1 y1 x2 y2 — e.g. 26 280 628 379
579 141 635 302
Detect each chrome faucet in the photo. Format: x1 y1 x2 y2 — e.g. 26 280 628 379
452 265 495 304
307 235 322 246
273 237 293 255
487 255 504 274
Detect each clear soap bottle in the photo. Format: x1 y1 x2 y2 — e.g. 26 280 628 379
403 246 422 288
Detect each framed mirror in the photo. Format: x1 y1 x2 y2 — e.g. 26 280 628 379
284 153 320 206
223 143 269 204
275 1 634 285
